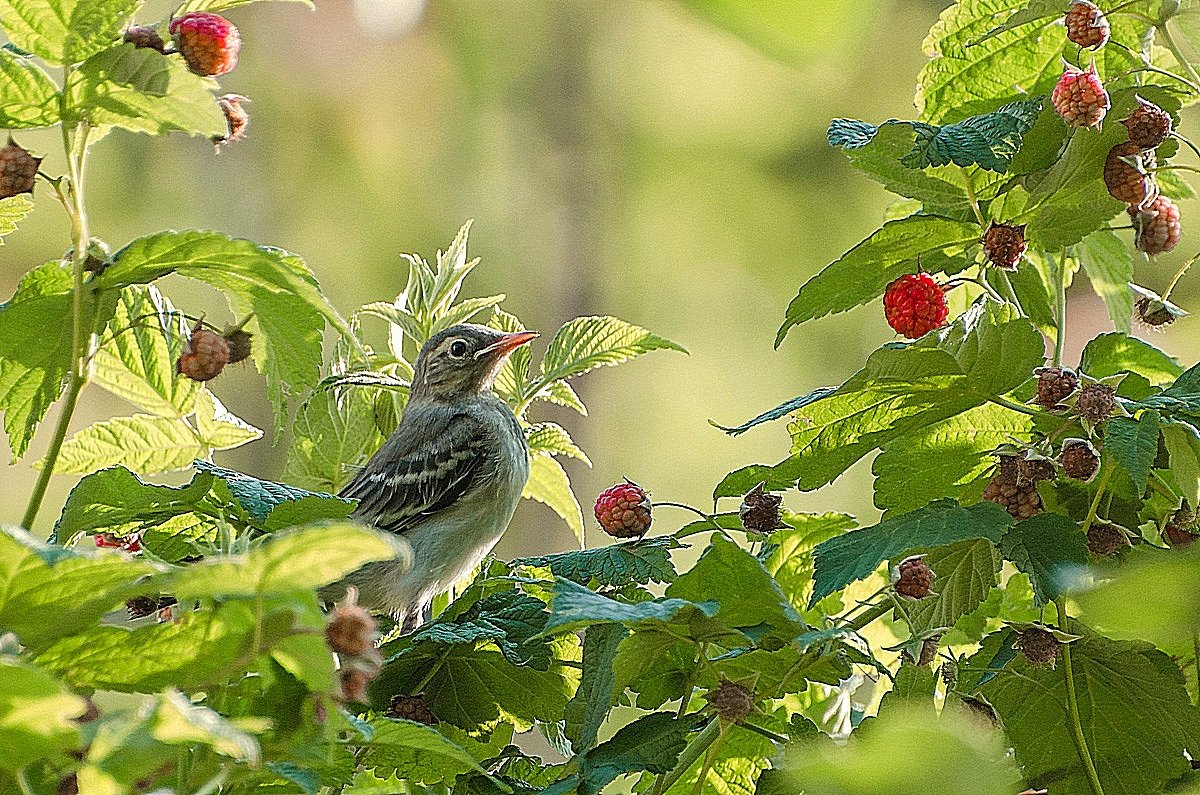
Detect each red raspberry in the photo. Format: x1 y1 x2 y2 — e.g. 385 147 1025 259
594 480 653 538
1051 62 1109 128
123 25 165 52
981 222 1027 270
1064 1 1109 49
170 12 240 77
1130 195 1182 255
213 94 250 150
883 273 948 339
94 532 142 552
894 556 934 599
1104 142 1156 208
1121 96 1172 150
1034 366 1079 410
177 322 230 382
0 139 42 199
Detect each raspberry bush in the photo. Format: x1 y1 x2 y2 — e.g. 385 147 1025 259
4 1 1200 794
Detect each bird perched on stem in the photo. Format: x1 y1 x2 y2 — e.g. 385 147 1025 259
328 323 537 630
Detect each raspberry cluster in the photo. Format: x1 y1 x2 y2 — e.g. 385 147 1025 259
883 273 948 339
326 588 382 705
983 454 1051 520
1103 95 1181 256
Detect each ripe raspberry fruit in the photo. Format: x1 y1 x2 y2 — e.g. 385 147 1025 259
1060 438 1100 482
170 12 240 77
1064 1 1110 49
224 327 253 364
1104 141 1156 208
1051 62 1109 128
1086 521 1127 556
1130 195 1182 255
213 94 250 150
1121 96 1172 150
1014 627 1061 667
1034 366 1079 411
0 139 42 199
326 590 377 657
983 455 1045 520
1073 382 1116 424
177 322 230 382
883 273 948 339
387 694 439 725
982 222 1027 271
895 556 935 599
123 25 166 52
738 483 783 534
94 532 142 552
704 679 755 724
594 480 653 539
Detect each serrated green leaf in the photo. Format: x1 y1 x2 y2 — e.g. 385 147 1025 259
358 717 486 785
543 578 722 637
764 512 857 613
564 623 625 753
901 538 1001 636
776 215 980 344
514 536 680 587
0 0 139 64
578 712 699 795
524 452 584 544
409 591 554 669
0 49 59 127
194 389 262 450
998 513 1087 604
536 379 587 414
176 0 312 12
1163 423 1200 505
0 195 34 241
46 413 205 474
1106 410 1160 492
1081 331 1183 385
286 386 385 493
1077 231 1134 334
0 658 85 772
538 315 685 385
526 421 589 465
810 500 1013 607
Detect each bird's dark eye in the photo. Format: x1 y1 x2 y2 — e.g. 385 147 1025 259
449 339 468 358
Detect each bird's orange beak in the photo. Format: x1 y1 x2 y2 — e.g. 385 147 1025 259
477 330 539 359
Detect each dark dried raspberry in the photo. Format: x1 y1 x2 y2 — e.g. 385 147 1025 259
1104 141 1157 208
738 483 783 534
0 138 42 199
1060 438 1100 482
126 594 177 619
1051 62 1109 128
1121 96 1172 150
123 25 166 52
1016 456 1056 486
387 694 439 725
1014 627 1061 667
1034 366 1079 411
1074 382 1116 425
1086 521 1127 556
982 222 1027 270
883 273 949 339
704 679 755 724
1130 195 1182 256
983 455 1044 520
213 94 250 150
177 322 230 382
895 556 934 599
1165 503 1199 547
1135 295 1179 328
1065 0 1109 49
224 328 253 364
594 480 653 538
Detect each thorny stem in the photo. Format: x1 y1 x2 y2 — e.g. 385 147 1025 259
1163 251 1197 300
988 394 1051 419
1082 465 1114 537
960 167 986 226
649 719 724 795
1056 597 1106 795
1054 252 1068 368
1159 22 1200 92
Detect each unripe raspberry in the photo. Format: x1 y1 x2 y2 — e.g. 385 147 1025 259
387 694 439 725
982 222 1027 270
1074 382 1116 424
1121 96 1172 150
983 455 1044 520
123 25 166 52
1059 438 1100 482
177 322 230 382
170 12 240 77
1164 503 1199 547
0 139 42 199
1086 521 1127 556
213 94 250 150
738 483 783 534
894 556 934 599
1130 195 1182 255
1014 627 1061 667
1064 1 1109 49
704 679 755 724
1104 142 1156 208
326 605 376 657
1051 62 1109 128
1034 366 1079 411
594 480 653 538
224 328 253 364
883 273 948 339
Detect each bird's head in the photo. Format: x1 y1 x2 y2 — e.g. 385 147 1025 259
409 323 539 402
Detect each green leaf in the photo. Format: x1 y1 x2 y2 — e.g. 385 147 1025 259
410 591 555 669
0 195 34 243
776 215 980 343
1080 332 1183 385
564 623 625 753
0 0 139 64
47 413 206 474
0 525 159 650
810 500 1012 607
998 513 1087 605
286 386 385 493
577 712 698 795
0 49 59 127
763 512 858 613
659 721 775 795
535 378 587 414
526 421 590 465
97 230 353 421
68 43 225 136
514 536 681 587
176 0 313 14
973 631 1200 794
901 538 1001 636
537 315 685 385
0 657 85 772
543 578 722 637
358 717 486 785
1076 231 1134 335
1074 547 1200 652
1106 410 1160 493
524 452 584 544
194 389 262 450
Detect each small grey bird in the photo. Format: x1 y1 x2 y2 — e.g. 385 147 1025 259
331 323 537 629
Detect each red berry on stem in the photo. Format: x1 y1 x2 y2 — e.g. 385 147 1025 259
1121 96 1172 150
1130 195 1182 255
170 12 240 77
895 556 934 599
1051 62 1109 128
177 321 230 382
1103 141 1156 208
981 222 1027 270
883 273 948 339
1064 1 1110 49
0 139 42 199
594 480 653 538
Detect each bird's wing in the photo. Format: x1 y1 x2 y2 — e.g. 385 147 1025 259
340 411 489 536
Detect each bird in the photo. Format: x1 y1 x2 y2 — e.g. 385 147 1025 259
328 323 537 630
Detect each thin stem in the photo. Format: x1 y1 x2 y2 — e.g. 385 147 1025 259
1082 465 1114 536
689 728 728 795
15 769 35 795
959 167 986 226
988 395 1048 419
1171 131 1200 160
1150 163 1200 175
1160 21 1200 91
1054 252 1068 368
20 375 84 529
998 270 1025 316
1163 252 1197 300
659 502 731 538
650 719 722 795
1056 598 1106 795
740 720 790 745
409 647 452 695
841 598 895 633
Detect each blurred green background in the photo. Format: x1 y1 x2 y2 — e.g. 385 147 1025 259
4 0 1199 558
